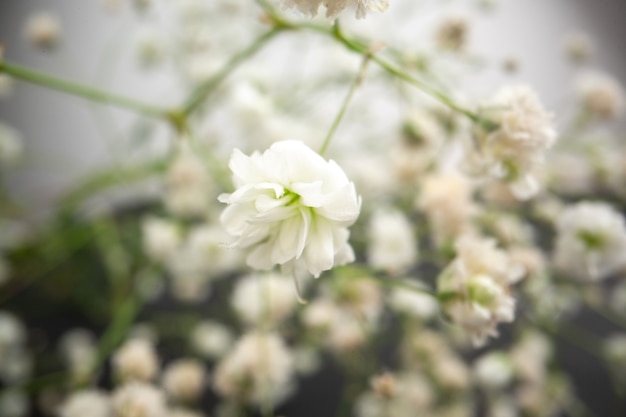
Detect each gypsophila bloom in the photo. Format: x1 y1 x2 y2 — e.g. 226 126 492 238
280 0 390 19
367 208 417 274
112 382 166 417
468 85 557 199
0 123 23 165
165 141 213 218
134 26 166 68
112 339 159 383
162 359 206 402
473 352 513 389
24 12 61 49
576 71 625 120
58 329 96 382
389 282 439 320
438 236 524 346
190 320 233 359
553 201 626 281
435 15 469 52
231 272 298 325
58 390 111 417
219 140 361 278
141 217 181 263
213 331 294 405
564 32 592 63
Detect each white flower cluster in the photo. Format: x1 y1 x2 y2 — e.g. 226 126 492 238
438 236 524 346
367 208 417 274
219 140 361 278
280 0 390 19
467 85 557 199
553 201 626 281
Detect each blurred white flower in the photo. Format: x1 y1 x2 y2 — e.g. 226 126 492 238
473 351 513 389
190 321 233 359
58 390 111 417
564 31 592 63
438 236 523 346
0 123 23 165
141 217 181 263
112 339 159 383
219 140 361 278
553 201 626 281
213 331 294 405
467 85 556 199
162 359 206 402
576 71 625 120
389 282 438 320
58 329 96 382
231 272 298 325
24 12 61 49
134 25 167 68
367 208 417 274
435 14 469 52
112 382 166 417
280 0 390 19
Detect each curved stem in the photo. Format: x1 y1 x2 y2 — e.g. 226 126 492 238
0 61 168 118
319 45 370 156
182 28 283 117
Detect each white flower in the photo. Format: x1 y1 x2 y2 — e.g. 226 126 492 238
467 85 556 199
141 217 181 263
24 12 61 49
190 321 233 359
112 339 159 383
58 390 111 417
438 236 523 346
389 283 438 320
219 140 361 278
162 359 206 402
213 331 294 405
0 123 23 165
280 0 390 19
576 71 625 120
231 272 298 325
473 352 513 389
564 32 592 63
367 208 417 274
58 329 96 381
165 142 212 218
134 25 166 68
435 15 469 52
112 383 166 417
553 201 626 281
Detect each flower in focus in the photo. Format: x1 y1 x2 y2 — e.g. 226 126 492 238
466 85 557 199
219 140 361 278
437 236 524 346
553 201 626 281
280 0 390 19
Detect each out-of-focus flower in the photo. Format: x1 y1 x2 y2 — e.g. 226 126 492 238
280 0 390 19
0 123 23 166
24 12 61 49
367 208 417 274
58 390 111 417
58 329 96 382
141 217 181 263
0 389 28 417
435 15 469 52
219 140 361 278
438 236 524 346
231 272 298 325
112 382 166 417
134 26 167 68
473 351 513 389
190 321 233 360
576 71 625 120
467 85 557 199
389 281 439 320
162 359 206 402
112 339 159 383
165 142 213 219
355 372 434 417
564 32 592 64
553 201 626 281
213 331 294 405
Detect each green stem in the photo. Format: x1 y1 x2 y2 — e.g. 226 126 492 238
319 48 370 156
0 61 168 118
182 28 283 116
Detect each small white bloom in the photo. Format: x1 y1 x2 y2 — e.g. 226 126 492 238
219 140 361 278
435 15 469 52
576 71 625 120
58 329 96 381
0 123 23 165
473 352 513 389
280 0 390 19
112 339 159 383
134 26 166 68
213 332 294 405
468 85 557 199
231 272 298 325
389 282 439 320
438 236 523 346
564 32 592 63
112 382 166 417
190 321 233 359
162 359 206 402
58 390 111 417
367 208 417 274
553 201 626 281
141 217 181 263
24 12 61 49
0 312 25 358
165 142 212 218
